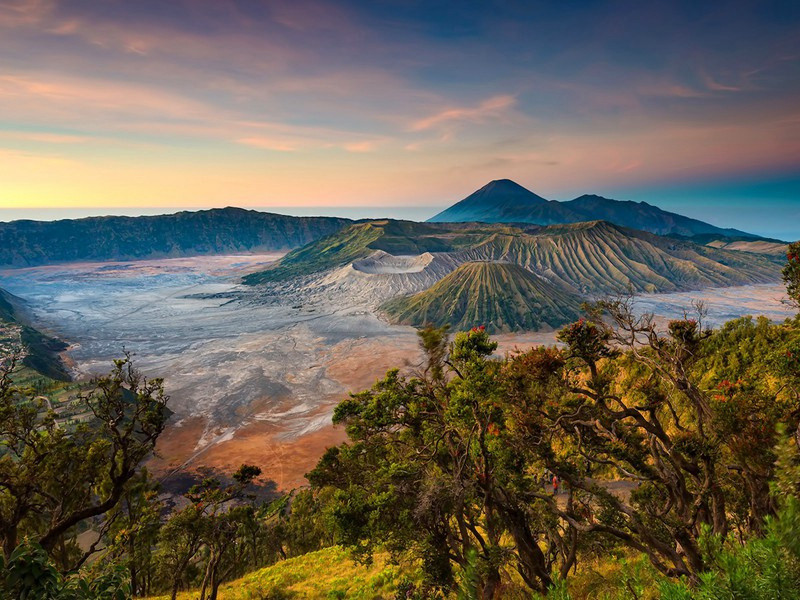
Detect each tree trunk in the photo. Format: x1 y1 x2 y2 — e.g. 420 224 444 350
210 574 221 600
2 524 18 560
481 567 501 600
503 505 551 593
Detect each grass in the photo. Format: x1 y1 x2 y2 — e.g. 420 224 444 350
146 546 413 600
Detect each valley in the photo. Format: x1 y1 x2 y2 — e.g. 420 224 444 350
1 249 794 490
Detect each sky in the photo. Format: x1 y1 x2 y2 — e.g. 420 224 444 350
0 0 798 239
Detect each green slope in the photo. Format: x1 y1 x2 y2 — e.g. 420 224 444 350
0 287 70 381
243 220 499 283
148 546 412 600
381 262 583 333
458 221 782 294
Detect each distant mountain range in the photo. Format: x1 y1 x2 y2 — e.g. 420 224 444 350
429 179 764 239
0 182 784 269
0 207 351 267
381 262 583 333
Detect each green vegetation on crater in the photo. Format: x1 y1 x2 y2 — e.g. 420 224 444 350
382 261 583 332
243 220 498 283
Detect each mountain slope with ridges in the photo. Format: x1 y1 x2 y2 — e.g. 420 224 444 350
243 220 502 284
381 262 583 333
247 219 782 295
429 180 762 239
454 221 781 294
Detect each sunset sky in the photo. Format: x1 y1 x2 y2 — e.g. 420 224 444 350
0 0 799 238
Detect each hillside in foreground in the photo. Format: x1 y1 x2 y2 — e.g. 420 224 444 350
0 286 70 380
381 261 584 332
148 546 408 600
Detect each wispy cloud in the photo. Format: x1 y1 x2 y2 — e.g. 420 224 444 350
0 0 55 26
410 95 517 132
0 131 88 144
0 0 797 225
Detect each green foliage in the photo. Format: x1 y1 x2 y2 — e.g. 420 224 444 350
658 497 800 600
312 294 800 598
0 354 169 566
0 542 130 600
784 241 800 308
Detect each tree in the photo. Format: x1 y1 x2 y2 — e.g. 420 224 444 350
515 303 800 583
312 297 800 594
0 353 169 567
784 241 800 308
158 464 266 600
310 327 579 598
103 470 163 598
156 501 205 600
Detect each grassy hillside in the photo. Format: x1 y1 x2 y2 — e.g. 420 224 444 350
243 220 498 283
148 546 412 600
382 261 583 332
459 220 782 294
0 208 351 267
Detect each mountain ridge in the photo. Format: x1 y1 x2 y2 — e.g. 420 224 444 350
429 179 764 239
0 207 353 267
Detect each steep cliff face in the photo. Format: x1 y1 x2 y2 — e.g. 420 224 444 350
0 287 70 380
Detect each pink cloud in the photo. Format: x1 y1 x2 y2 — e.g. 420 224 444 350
0 0 55 26
235 137 298 152
410 95 517 132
